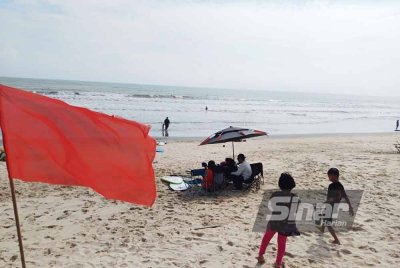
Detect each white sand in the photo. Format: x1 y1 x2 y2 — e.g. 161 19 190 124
1 133 400 267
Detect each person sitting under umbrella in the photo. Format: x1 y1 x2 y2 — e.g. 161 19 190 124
229 154 252 190
221 157 237 178
202 160 216 192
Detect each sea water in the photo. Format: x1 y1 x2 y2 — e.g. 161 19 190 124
1 77 399 137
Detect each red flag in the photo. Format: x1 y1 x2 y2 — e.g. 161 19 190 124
0 84 156 206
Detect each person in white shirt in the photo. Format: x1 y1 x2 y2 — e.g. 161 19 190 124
230 153 252 190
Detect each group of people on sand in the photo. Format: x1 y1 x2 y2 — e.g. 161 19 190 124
201 153 254 191
257 168 354 268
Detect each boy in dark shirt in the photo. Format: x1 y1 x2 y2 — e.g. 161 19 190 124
321 168 354 244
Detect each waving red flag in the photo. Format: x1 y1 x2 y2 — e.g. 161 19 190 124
0 84 156 206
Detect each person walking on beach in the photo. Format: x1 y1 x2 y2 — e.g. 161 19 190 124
257 173 300 267
396 119 399 131
320 168 354 245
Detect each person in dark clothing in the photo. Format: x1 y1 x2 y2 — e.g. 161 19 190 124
396 119 399 131
320 168 354 245
162 117 170 137
221 157 237 178
257 173 300 267
164 117 170 130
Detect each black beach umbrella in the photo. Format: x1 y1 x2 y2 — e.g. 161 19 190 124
200 126 267 158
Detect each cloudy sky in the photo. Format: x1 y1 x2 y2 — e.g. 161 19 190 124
0 0 399 96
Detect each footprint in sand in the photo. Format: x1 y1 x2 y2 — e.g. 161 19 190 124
308 258 317 264
199 260 208 265
157 232 165 237
340 249 352 255
388 252 400 258
191 232 205 237
351 225 365 231
46 225 59 229
368 247 378 253
285 252 295 258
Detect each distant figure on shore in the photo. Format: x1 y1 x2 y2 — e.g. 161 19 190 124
396 119 399 131
205 106 208 111
164 117 170 130
162 117 170 137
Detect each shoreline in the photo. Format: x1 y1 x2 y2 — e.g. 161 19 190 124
2 132 398 149
155 131 399 142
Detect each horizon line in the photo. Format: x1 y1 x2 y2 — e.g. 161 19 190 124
1 75 399 99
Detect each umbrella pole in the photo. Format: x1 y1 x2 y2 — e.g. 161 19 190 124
232 141 235 159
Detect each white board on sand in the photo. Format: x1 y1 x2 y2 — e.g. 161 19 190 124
161 176 183 184
169 181 190 191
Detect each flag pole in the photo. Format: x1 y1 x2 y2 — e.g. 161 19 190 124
8 176 26 268
1 118 26 267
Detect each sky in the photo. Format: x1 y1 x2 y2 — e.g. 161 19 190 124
0 0 400 96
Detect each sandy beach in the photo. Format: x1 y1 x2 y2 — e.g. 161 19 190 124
1 133 399 267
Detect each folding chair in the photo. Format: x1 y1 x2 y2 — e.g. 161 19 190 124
212 171 225 193
244 162 264 191
190 168 205 180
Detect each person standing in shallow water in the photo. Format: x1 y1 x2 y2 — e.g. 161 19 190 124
162 117 170 137
396 119 399 131
164 117 170 130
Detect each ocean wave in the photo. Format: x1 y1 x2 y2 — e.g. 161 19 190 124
34 90 83 96
126 94 197 100
288 113 307 116
35 90 59 95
